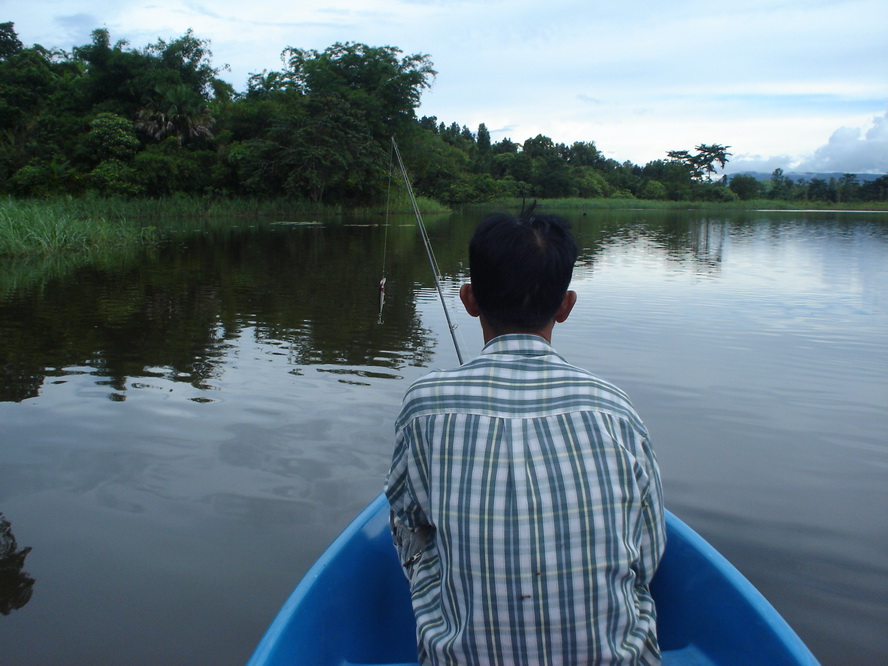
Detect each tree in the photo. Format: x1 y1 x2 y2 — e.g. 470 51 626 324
232 92 385 203
522 134 556 159
136 84 215 144
230 42 436 202
145 29 220 98
837 174 859 203
133 137 216 195
730 174 760 200
72 29 153 115
492 138 519 155
439 122 472 148
0 22 23 61
667 144 732 182
0 46 57 130
282 42 435 138
86 113 140 160
643 159 694 200
860 175 888 202
640 180 667 200
0 41 69 184
476 123 491 153
572 167 610 198
418 115 438 132
89 158 141 195
565 141 602 168
665 150 699 178
9 156 78 196
531 153 572 198
72 28 226 119
244 69 300 101
402 126 466 201
769 168 791 199
694 144 732 181
807 178 835 202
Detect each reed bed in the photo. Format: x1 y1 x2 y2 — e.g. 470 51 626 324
5 195 879 260
476 197 888 213
0 198 157 257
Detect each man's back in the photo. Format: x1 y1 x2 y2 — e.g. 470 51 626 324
387 334 665 665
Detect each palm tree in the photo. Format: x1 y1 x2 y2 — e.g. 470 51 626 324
136 84 214 144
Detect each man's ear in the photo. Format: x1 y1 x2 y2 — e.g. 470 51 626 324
554 290 577 323
460 283 481 317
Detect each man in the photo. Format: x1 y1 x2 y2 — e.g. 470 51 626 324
385 209 665 665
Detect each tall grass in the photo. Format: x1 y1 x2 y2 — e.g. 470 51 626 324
2 193 452 225
0 198 157 257
1 194 454 260
472 197 888 213
375 188 451 215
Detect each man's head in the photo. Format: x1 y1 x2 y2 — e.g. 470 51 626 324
462 207 578 336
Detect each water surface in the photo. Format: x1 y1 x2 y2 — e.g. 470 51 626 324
1 210 886 664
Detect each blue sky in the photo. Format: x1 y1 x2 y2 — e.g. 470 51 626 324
6 0 888 174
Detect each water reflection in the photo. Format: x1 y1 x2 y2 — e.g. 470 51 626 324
0 219 437 403
0 209 886 664
0 513 34 616
11 211 870 403
556 212 733 278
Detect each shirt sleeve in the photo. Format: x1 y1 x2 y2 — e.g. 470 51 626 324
636 435 666 584
385 415 434 576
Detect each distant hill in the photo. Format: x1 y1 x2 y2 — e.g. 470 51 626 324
727 171 886 183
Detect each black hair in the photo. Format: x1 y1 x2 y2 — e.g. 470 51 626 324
468 204 577 331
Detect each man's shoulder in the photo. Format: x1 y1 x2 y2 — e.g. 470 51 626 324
397 353 643 428
400 364 477 401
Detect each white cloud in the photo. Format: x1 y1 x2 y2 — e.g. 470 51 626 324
795 109 888 174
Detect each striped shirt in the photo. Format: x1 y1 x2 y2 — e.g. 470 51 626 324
385 334 665 665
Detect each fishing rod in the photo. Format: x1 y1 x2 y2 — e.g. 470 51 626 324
390 137 465 365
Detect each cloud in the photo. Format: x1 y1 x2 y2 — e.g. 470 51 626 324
44 14 100 49
726 154 794 175
576 94 605 106
795 109 888 174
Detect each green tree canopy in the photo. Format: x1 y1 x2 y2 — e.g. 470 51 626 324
476 123 491 152
0 22 23 61
729 174 760 200
283 42 435 137
2 26 884 205
667 144 732 182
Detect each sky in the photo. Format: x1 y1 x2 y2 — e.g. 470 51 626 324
5 0 888 174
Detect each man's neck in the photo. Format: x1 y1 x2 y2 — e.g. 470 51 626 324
481 317 554 344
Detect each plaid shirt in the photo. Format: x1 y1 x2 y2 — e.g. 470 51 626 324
386 334 665 665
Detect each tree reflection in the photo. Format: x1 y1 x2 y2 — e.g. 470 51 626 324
571 211 728 275
0 217 440 402
0 212 761 403
0 513 35 615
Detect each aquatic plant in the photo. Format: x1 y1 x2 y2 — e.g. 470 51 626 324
0 198 155 257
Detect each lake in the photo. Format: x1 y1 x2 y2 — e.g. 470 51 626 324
0 209 886 664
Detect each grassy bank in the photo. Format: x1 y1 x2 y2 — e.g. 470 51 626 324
3 194 884 258
2 193 450 222
0 196 348 224
0 198 158 257
475 197 888 212
0 193 451 256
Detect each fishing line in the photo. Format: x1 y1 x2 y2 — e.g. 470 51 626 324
390 137 465 365
378 143 394 324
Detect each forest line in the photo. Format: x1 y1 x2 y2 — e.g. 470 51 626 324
1 22 886 207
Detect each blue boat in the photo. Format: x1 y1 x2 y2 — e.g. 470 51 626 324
249 493 818 665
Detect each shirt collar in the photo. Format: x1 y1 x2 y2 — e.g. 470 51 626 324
481 333 556 357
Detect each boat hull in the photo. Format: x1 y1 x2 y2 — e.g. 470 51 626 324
249 493 818 665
